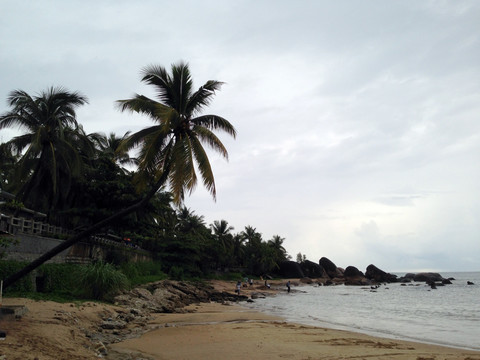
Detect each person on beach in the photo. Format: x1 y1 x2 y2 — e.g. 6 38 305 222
286 281 291 293
235 281 241 295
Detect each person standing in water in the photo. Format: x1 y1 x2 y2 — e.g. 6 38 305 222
286 280 291 293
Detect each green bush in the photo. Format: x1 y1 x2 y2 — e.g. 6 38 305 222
0 260 34 293
168 265 184 280
38 263 82 293
79 261 129 300
120 261 167 285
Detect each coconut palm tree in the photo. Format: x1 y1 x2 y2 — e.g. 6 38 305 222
117 61 236 203
211 220 234 250
3 62 236 289
90 131 138 168
0 87 92 216
268 235 287 257
211 219 235 270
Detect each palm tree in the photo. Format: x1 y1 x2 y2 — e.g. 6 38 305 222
90 131 138 168
0 87 91 216
2 62 236 289
211 219 235 270
268 235 287 256
211 220 234 251
117 61 236 203
176 207 207 235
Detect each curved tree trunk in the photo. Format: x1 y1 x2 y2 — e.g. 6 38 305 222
3 174 166 289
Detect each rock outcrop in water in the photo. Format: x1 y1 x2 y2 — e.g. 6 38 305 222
300 260 326 278
365 264 398 283
319 257 343 279
343 266 370 285
278 260 305 278
412 272 444 282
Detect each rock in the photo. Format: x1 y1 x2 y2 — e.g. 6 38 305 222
300 260 326 278
277 261 305 278
344 266 364 278
344 266 370 286
365 264 398 283
95 341 108 356
319 257 342 278
413 273 444 283
467 281 475 285
114 280 247 314
100 320 126 330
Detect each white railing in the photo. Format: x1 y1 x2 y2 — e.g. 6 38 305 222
0 213 71 237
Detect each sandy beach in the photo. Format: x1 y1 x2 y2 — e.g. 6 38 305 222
1 280 479 360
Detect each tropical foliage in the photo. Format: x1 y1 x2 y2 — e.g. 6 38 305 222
0 62 290 288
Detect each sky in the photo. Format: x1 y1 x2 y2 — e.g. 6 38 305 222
1 1 479 273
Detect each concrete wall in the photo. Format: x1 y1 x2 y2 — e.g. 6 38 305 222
3 233 153 264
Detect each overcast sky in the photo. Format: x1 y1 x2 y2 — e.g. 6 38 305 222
1 1 479 272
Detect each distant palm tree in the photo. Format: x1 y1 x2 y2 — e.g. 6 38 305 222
90 131 138 168
268 234 288 263
211 219 234 251
241 225 262 245
3 62 236 289
0 87 91 215
176 207 207 235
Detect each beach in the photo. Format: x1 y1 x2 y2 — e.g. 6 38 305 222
1 280 480 359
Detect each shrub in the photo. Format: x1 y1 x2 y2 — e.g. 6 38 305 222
0 260 34 293
120 261 167 285
79 261 129 300
38 263 82 293
168 265 184 280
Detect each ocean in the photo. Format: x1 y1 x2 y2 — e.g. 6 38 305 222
243 271 480 351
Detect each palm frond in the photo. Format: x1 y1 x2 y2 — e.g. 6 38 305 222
186 80 225 115
192 114 237 137
190 135 216 200
193 126 229 160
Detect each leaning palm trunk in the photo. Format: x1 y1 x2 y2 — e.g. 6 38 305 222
2 173 166 289
2 62 236 289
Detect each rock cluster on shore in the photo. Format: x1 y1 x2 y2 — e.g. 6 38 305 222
276 257 456 287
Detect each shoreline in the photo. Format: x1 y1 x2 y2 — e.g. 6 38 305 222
1 279 479 359
240 293 480 353
110 301 480 360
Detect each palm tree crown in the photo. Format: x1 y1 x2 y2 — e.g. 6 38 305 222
0 87 90 212
117 61 236 203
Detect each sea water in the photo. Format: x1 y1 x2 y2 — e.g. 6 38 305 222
243 272 480 350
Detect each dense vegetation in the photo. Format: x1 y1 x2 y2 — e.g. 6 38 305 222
0 62 290 290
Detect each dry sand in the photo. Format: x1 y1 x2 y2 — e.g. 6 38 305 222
111 302 480 360
1 280 479 360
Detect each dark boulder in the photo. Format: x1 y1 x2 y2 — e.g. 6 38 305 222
319 257 342 278
365 264 398 283
343 266 364 278
300 260 326 278
413 272 444 283
278 261 305 278
467 281 475 285
344 266 370 286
